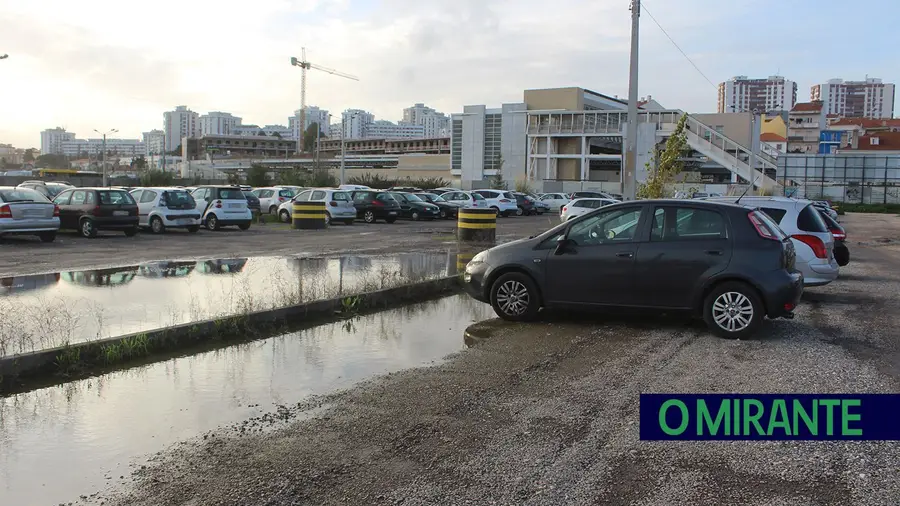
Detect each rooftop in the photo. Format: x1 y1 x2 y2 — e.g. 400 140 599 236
848 132 900 151
760 133 787 142
791 101 824 113
828 118 900 129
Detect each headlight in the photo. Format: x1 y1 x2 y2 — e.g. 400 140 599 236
470 251 487 264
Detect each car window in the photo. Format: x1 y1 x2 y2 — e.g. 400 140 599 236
472 193 485 201
797 204 828 233
218 188 244 200
278 189 294 198
311 190 326 200
502 192 514 199
85 192 96 205
375 193 395 203
332 191 350 201
53 191 72 205
193 188 208 200
164 191 194 206
567 206 644 246
46 185 68 197
140 190 158 203
131 189 144 201
759 207 787 223
0 188 49 203
70 190 87 205
651 206 727 241
294 190 311 202
99 190 135 205
353 192 372 202
390 193 406 202
573 200 591 208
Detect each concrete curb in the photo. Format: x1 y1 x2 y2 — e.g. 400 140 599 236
0 275 462 384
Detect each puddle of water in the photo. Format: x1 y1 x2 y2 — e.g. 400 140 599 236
0 293 494 505
0 252 469 356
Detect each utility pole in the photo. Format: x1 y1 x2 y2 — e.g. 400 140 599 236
340 115 346 185
623 0 641 200
94 128 117 186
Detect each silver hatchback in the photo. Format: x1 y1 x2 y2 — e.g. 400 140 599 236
0 186 60 242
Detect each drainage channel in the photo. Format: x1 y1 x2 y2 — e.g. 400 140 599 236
0 293 495 506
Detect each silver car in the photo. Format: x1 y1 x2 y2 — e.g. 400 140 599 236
0 186 60 242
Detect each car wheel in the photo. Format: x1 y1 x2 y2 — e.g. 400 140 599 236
80 219 97 238
490 206 500 217
124 227 138 237
515 206 524 216
238 222 251 231
269 206 279 215
187 226 200 233
363 210 376 223
324 212 331 226
439 209 447 219
206 214 220 231
150 216 165 234
411 211 420 221
703 281 764 339
38 231 56 243
385 217 397 224
490 272 540 322
280 209 291 223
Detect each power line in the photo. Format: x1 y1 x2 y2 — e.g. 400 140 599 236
641 3 717 90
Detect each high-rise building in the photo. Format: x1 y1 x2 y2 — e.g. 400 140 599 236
339 109 375 139
142 130 166 156
366 120 425 139
289 106 330 140
40 127 76 155
200 112 242 136
811 78 895 118
163 106 201 153
402 103 450 137
717 76 797 113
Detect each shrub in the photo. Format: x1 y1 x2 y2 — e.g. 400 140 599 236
140 170 175 187
247 164 271 187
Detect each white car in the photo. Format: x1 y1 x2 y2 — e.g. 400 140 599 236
278 188 357 225
440 190 488 209
538 192 571 212
472 189 519 217
560 198 619 222
338 184 371 191
191 186 252 231
252 187 297 215
130 187 201 233
707 196 839 287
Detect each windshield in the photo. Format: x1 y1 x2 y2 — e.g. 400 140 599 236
163 191 194 206
98 190 135 205
219 189 244 200
0 188 49 203
404 194 423 202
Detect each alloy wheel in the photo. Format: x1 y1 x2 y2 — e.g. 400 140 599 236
711 292 754 333
496 280 530 316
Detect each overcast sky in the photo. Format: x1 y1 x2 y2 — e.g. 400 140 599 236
2 0 898 149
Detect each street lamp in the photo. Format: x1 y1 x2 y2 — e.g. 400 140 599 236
94 128 118 186
339 111 360 185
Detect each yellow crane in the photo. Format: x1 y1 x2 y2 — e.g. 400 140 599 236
290 48 359 154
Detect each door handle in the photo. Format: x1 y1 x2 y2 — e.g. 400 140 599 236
705 250 723 256
616 252 634 258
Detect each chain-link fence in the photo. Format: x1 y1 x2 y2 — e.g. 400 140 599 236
775 154 900 204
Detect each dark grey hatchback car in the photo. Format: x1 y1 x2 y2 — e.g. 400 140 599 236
463 199 803 339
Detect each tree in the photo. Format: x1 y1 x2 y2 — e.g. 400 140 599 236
34 153 69 169
247 164 271 187
169 144 182 156
257 130 267 136
132 155 148 171
637 113 689 199
302 123 320 152
140 170 175 186
23 149 34 162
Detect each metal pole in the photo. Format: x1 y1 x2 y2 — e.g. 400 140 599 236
315 121 321 170
623 0 640 200
102 134 108 186
749 110 757 193
340 116 346 185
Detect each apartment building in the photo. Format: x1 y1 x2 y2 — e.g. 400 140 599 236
59 138 145 158
40 127 76 155
141 130 165 156
289 106 330 140
717 76 797 113
163 106 201 152
787 101 826 154
402 103 450 138
200 112 242 136
811 78 895 118
367 120 425 139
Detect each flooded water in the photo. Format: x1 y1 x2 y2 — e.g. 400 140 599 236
0 293 494 505
0 252 465 356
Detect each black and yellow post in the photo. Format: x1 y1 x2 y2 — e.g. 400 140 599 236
292 201 328 230
457 208 496 243
456 251 476 272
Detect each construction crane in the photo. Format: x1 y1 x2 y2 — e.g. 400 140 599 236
290 48 359 155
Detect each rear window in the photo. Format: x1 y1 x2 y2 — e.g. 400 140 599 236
375 193 395 202
0 188 49 203
573 200 593 208
797 204 828 233
46 185 70 197
472 193 486 201
278 189 294 197
164 191 194 206
502 192 514 199
751 210 788 240
332 191 350 201
759 207 787 224
98 191 135 205
219 188 244 200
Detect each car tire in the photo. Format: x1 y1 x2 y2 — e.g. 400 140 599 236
269 206 278 215
150 216 165 234
279 209 291 223
491 206 500 217
80 218 97 238
516 206 524 216
363 210 376 223
38 231 56 243
385 217 397 224
187 226 200 233
206 214 220 231
124 227 138 237
490 272 540 322
238 222 251 231
411 211 420 221
324 212 331 226
439 209 447 219
703 281 764 339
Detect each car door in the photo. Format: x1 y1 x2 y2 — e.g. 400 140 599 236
351 191 371 216
68 190 88 227
544 204 648 307
633 205 732 309
138 190 158 226
391 193 412 216
53 190 74 229
192 188 210 215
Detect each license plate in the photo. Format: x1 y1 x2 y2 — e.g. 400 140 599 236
23 210 42 218
388 211 397 215
113 210 128 216
228 203 242 208
176 219 192 225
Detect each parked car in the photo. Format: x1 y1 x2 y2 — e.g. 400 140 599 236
812 200 839 220
440 190 488 209
472 190 518 217
52 187 139 238
191 186 252 231
17 181 73 199
511 192 537 216
462 199 802 339
130 187 201 234
538 193 571 212
525 195 550 215
388 186 423 193
818 209 849 266
390 192 442 220
243 191 261 214
280 188 356 225
707 196 838 287
0 186 60 242
252 187 296 215
350 190 401 223
560 198 619 222
415 192 460 219
570 190 618 200
274 185 307 196
339 184 372 191
433 187 463 194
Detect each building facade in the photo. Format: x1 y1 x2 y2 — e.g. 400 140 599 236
811 78 895 119
59 138 145 158
788 101 826 154
717 76 797 114
402 103 450 138
289 106 330 140
317 137 449 156
450 103 528 184
232 124 293 138
163 106 201 152
142 130 166 156
366 121 425 139
200 112 242 137
40 127 76 155
189 134 296 159
339 109 375 139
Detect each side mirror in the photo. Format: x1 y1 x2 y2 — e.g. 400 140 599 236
554 237 572 255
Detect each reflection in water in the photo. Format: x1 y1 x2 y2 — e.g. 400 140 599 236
0 273 60 295
0 294 492 506
0 252 458 356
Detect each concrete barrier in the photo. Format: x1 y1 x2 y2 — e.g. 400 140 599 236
292 201 328 229
457 208 496 243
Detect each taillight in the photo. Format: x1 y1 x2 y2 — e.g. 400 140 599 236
278 197 286 202
215 200 223 208
53 205 60 217
561 206 567 214
830 228 846 241
747 211 778 241
329 201 338 207
792 234 827 259
0 205 10 219
93 205 102 216
372 200 384 207
499 199 511 203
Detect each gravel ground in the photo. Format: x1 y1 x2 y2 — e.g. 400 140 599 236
88 215 900 506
